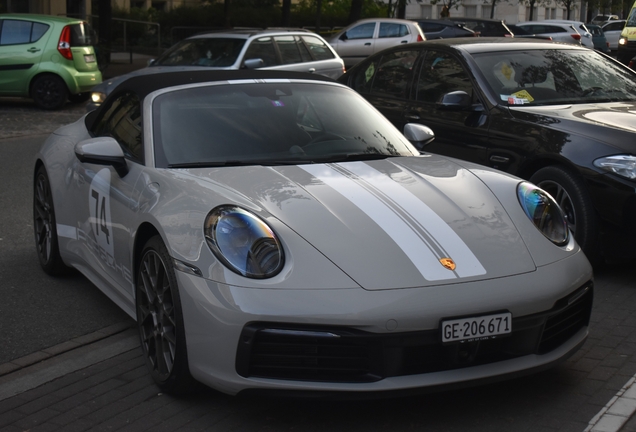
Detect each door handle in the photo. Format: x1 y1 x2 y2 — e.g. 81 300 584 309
364 42 371 46
400 40 408 43
27 47 41 53
490 155 510 164
308 68 316 73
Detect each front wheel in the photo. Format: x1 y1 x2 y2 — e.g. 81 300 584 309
136 236 196 394
530 166 599 261
33 166 70 276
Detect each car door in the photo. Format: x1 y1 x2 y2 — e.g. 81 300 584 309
373 22 413 54
0 19 50 94
334 21 377 66
73 91 145 303
403 49 489 164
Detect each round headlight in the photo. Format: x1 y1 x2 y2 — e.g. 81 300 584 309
204 206 284 278
91 92 106 104
517 182 569 246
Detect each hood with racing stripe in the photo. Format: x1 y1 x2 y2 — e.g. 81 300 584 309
170 155 548 290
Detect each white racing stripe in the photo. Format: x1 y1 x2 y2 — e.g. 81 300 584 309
300 163 486 281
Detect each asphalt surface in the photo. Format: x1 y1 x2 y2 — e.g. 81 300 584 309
1 62 636 431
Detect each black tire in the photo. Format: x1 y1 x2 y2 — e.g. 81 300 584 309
31 75 68 110
136 235 196 394
530 166 599 261
33 166 70 276
68 92 91 104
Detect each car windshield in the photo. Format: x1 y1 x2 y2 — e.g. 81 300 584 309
472 49 636 105
152 82 418 168
153 38 246 67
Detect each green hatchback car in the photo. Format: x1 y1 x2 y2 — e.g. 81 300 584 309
0 14 102 109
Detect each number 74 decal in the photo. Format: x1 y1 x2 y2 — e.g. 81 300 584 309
89 168 114 258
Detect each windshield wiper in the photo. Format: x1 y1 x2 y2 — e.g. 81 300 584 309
312 153 399 163
167 159 310 168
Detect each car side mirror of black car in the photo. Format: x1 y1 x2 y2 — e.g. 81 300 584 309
75 137 129 177
147 58 156 66
244 58 265 69
403 123 435 149
437 90 473 111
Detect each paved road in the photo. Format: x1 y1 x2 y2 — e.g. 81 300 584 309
1 96 636 432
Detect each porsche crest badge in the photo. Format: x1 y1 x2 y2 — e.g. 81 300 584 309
439 258 456 271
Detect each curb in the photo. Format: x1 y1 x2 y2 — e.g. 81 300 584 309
0 321 134 379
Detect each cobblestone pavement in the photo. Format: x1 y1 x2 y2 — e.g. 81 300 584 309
0 98 87 140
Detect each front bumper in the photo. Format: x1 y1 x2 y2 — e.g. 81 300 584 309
177 251 593 395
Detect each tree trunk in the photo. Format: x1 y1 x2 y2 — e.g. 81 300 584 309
97 0 111 64
282 0 291 26
348 0 364 24
315 0 322 32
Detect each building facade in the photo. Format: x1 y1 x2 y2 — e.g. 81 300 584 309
404 0 587 24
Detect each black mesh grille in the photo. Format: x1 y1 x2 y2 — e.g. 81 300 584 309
236 282 593 383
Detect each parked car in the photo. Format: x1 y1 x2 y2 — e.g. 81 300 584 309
338 38 636 263
0 13 102 109
515 20 594 48
328 18 425 68
448 17 514 37
87 28 343 110
587 24 611 52
34 68 593 396
601 19 626 51
416 19 476 39
590 14 620 24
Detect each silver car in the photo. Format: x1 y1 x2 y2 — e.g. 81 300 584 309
88 28 343 110
329 18 425 68
602 19 626 51
516 20 594 48
36 69 593 396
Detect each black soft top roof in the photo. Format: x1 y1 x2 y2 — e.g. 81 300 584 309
112 69 336 101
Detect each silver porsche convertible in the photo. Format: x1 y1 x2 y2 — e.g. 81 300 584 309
34 70 593 396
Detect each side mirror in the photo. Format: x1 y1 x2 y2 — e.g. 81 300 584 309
437 90 473 111
244 58 265 69
75 137 129 177
339 32 348 41
147 58 156 66
404 123 435 149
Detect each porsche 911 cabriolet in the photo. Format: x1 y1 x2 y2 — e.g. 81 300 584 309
34 70 593 396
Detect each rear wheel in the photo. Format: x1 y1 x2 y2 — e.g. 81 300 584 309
136 236 195 394
33 166 70 275
31 75 68 110
530 166 599 261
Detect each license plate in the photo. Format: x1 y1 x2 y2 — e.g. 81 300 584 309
84 54 96 63
441 312 511 344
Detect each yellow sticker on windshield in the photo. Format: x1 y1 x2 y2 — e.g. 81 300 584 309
365 64 375 82
501 62 513 80
512 90 534 102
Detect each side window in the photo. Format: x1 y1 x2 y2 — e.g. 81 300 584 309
350 59 380 94
301 35 335 60
92 93 143 162
546 26 567 33
345 22 376 40
0 20 34 45
370 50 419 98
416 51 472 103
379 23 409 38
244 37 280 67
274 35 303 65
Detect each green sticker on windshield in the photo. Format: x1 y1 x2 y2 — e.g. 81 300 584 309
365 64 375 82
